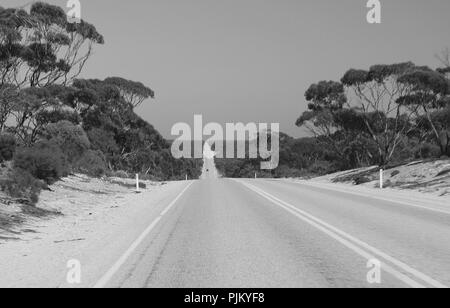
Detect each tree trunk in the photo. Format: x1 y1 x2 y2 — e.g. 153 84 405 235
424 106 446 156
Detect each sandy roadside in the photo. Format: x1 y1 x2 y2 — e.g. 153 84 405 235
271 159 450 210
0 175 191 288
297 179 450 208
311 159 450 197
277 175 450 214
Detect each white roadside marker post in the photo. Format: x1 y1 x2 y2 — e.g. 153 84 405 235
379 169 383 189
136 174 140 193
186 174 188 181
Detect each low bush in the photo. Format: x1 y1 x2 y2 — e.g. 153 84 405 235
75 150 107 177
273 165 304 178
111 170 129 179
308 160 338 176
43 120 91 165
137 173 154 181
391 170 400 177
0 134 16 163
14 141 68 184
353 176 372 185
0 169 46 204
108 179 147 189
374 179 392 189
87 128 119 160
415 143 441 159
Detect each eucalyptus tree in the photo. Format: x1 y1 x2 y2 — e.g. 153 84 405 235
340 62 419 166
296 81 350 160
104 77 155 108
0 2 104 143
0 2 104 88
397 67 450 156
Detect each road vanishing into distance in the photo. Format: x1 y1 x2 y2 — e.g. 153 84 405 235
91 158 450 289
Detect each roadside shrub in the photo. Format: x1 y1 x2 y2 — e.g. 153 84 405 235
374 179 392 189
138 173 159 181
75 150 107 177
87 128 119 159
391 170 400 177
415 143 441 159
14 141 67 184
111 170 129 178
353 176 372 185
43 120 90 164
384 179 393 188
308 160 337 176
0 169 46 204
273 165 304 178
0 134 16 163
108 179 146 189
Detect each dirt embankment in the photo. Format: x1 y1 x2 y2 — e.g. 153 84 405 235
313 159 450 197
0 173 188 288
0 174 165 241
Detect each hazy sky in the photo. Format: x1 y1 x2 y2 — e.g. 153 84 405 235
4 0 450 138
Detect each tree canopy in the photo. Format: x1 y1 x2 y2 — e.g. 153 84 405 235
0 1 201 197
104 77 155 108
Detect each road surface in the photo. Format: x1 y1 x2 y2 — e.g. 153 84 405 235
94 177 450 288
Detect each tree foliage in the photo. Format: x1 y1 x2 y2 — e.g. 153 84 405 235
104 77 155 108
397 67 450 155
0 2 201 204
0 2 104 87
294 61 450 172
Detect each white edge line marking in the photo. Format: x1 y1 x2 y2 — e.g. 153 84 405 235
280 179 450 216
236 180 447 288
93 182 194 288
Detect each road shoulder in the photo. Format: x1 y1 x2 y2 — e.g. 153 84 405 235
0 176 189 288
273 178 450 215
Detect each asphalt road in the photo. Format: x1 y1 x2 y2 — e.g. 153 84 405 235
95 176 450 288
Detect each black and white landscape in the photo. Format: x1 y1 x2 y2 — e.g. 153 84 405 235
0 0 450 291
